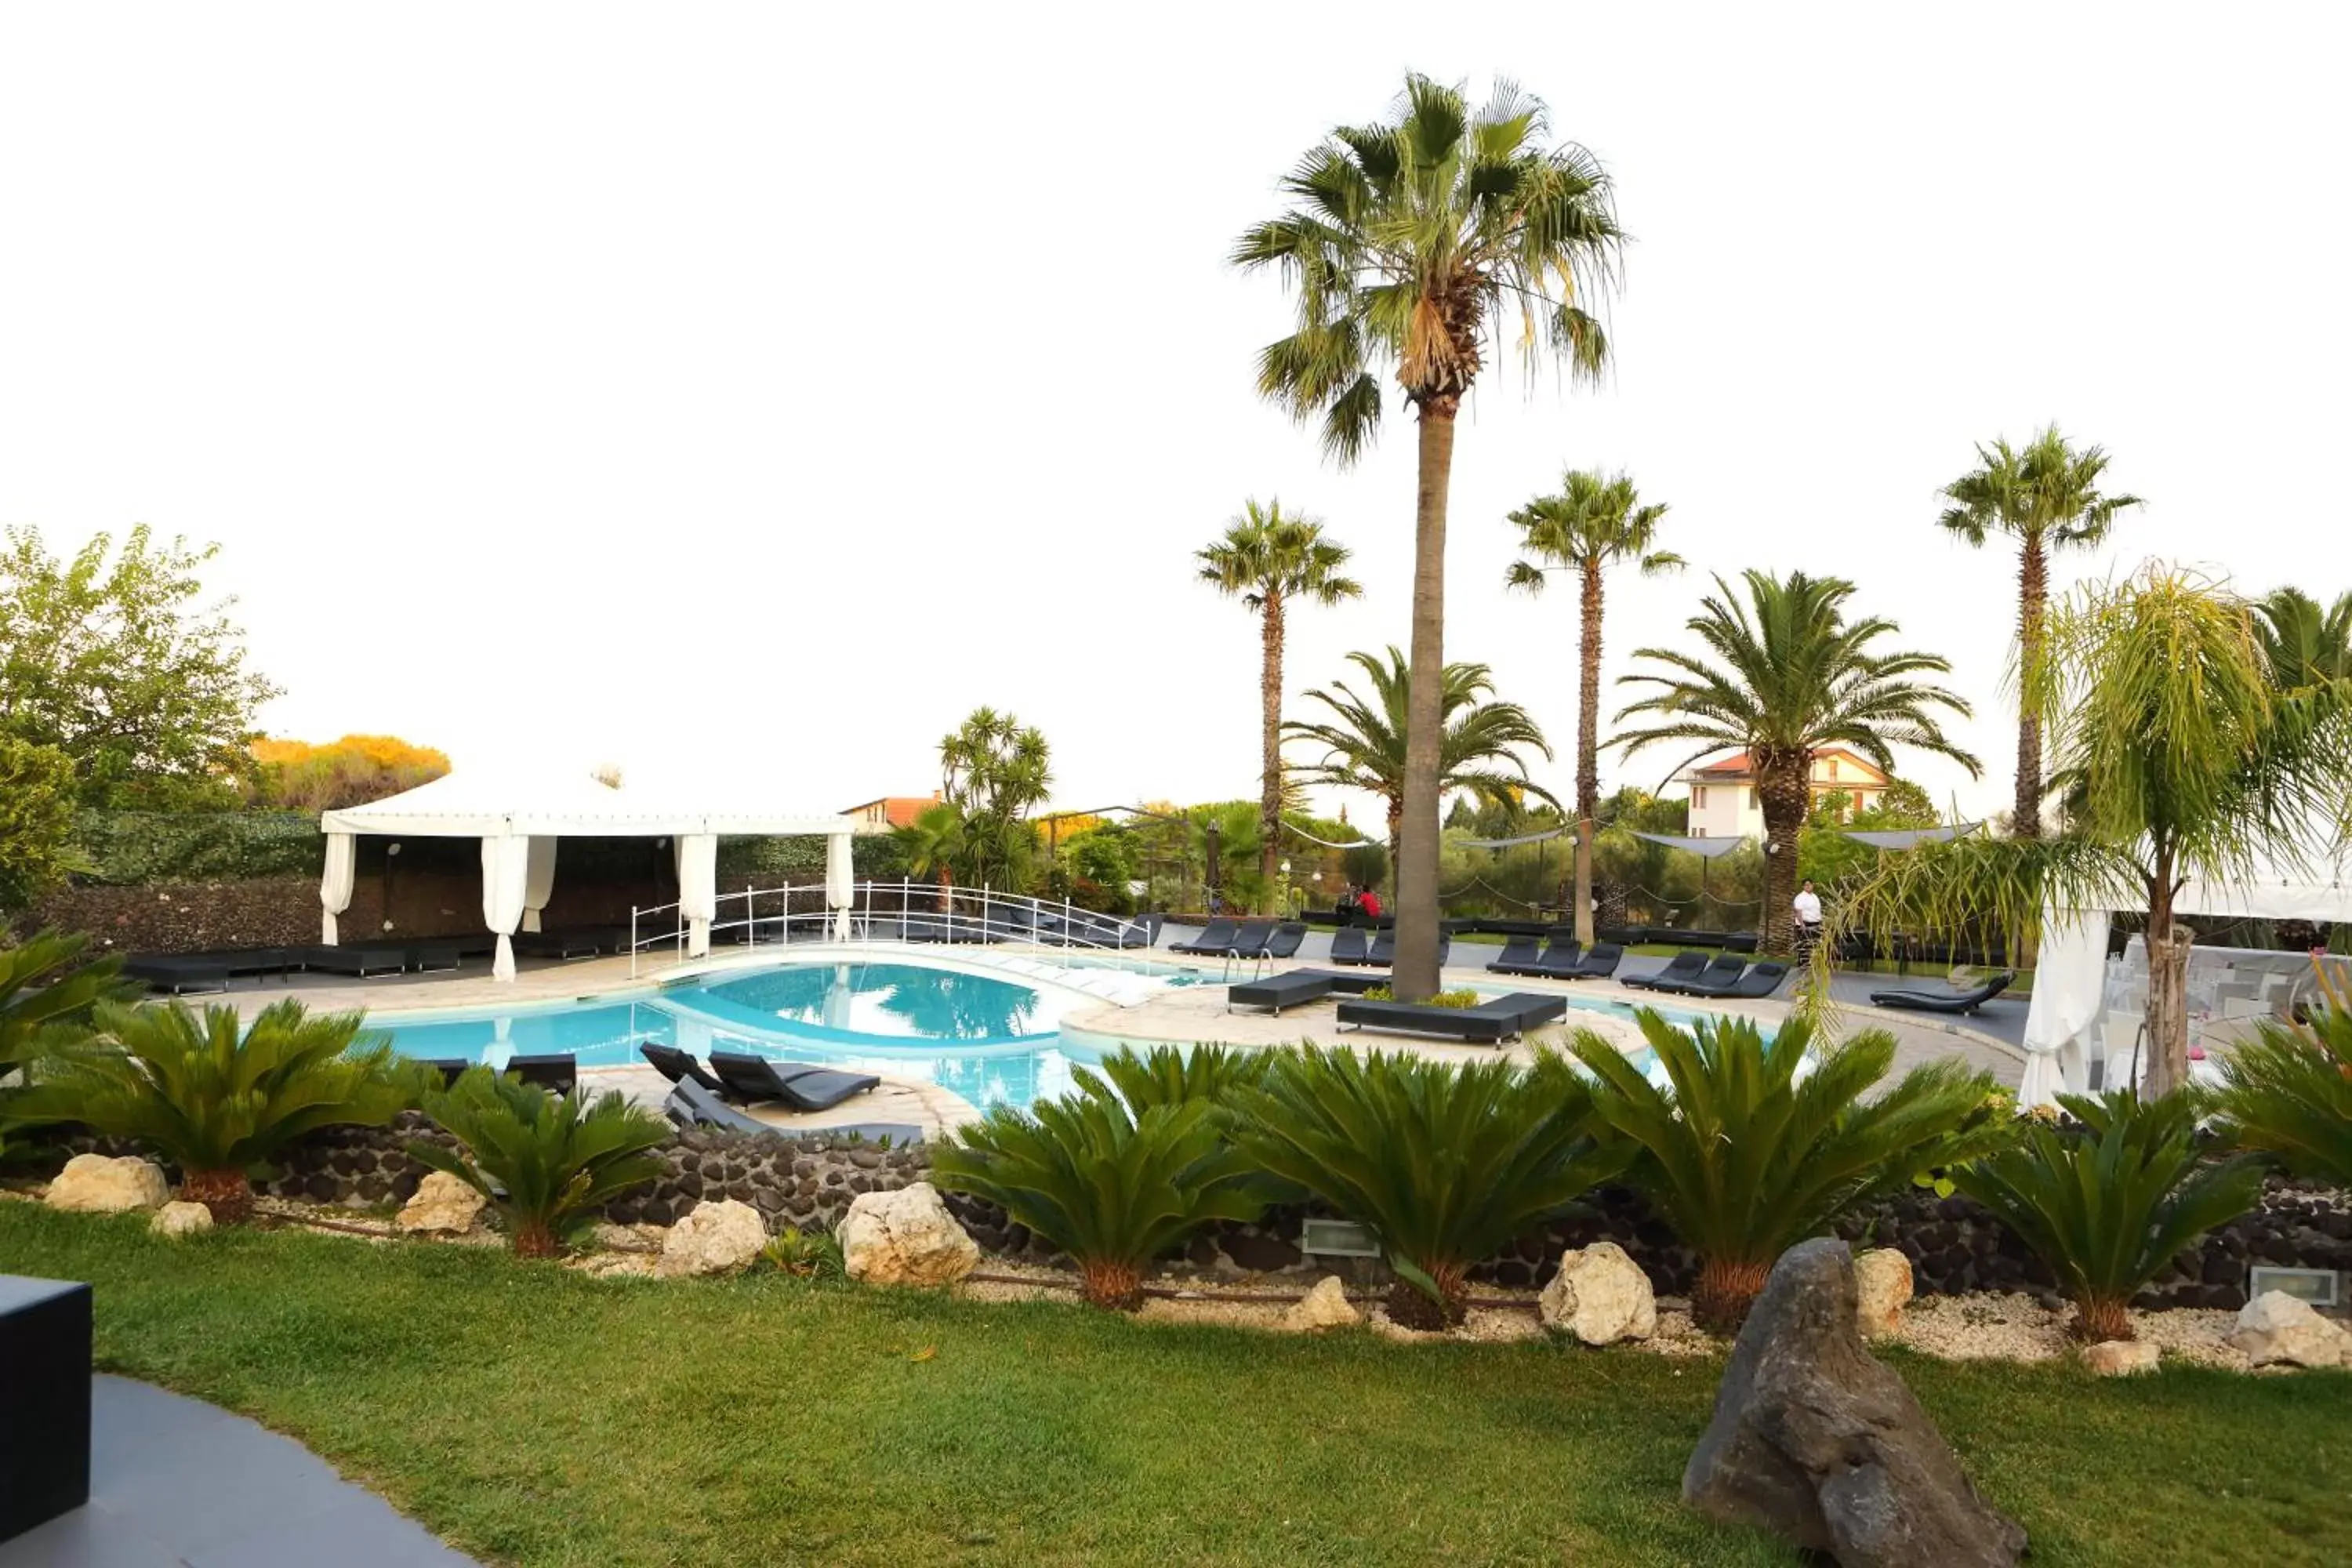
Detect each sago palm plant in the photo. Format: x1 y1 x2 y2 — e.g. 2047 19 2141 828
1953 1091 2265 1342
2214 981 2352 1188
411 1068 673 1258
20 998 405 1222
1229 1045 1624 1329
1 929 136 1160
930 1069 1265 1310
1570 1011 2004 1333
1087 1043 1267 1112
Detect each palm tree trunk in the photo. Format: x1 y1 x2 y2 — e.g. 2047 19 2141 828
1756 753 1809 956
2014 535 2049 838
511 1219 561 1259
2143 848 2191 1097
1393 408 1457 1001
1574 560 1605 946
180 1167 253 1225
1258 587 1285 916
1693 1257 1773 1335
1080 1259 1145 1312
2074 1294 2133 1343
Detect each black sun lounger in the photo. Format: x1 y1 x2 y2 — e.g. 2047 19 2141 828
506 1054 578 1096
1225 920 1278 958
663 1080 924 1142
1622 951 1710 992
1869 971 2016 1014
1679 960 1792 1000
1496 938 1581 978
291 944 410 978
1563 942 1623 980
708 1051 883 1112
1363 931 1396 967
1334 991 1570 1045
1169 919 1240 956
1646 952 1747 995
1486 935 1542 974
640 1042 727 1093
1264 922 1307 959
1328 927 1372 965
1227 970 1338 1014
511 931 601 960
122 954 233 994
414 1058 470 1087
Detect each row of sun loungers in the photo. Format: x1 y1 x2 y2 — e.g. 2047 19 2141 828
412 1054 580 1096
640 1044 923 1142
1483 933 1624 982
1326 927 1452 968
1620 950 1791 999
118 928 644 994
1167 920 1306 960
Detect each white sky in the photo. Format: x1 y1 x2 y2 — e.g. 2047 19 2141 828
5 3 2348 825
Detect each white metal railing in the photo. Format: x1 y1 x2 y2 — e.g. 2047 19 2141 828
626 879 1163 978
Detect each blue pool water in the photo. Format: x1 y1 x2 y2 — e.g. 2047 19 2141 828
371 956 1722 1113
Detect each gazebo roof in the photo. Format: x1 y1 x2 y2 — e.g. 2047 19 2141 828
319 768 857 839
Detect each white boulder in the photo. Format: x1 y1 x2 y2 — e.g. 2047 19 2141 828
2082 1339 2159 1377
656 1199 770 1279
149 1200 215 1239
395 1172 489 1235
838 1182 979 1287
45 1154 169 1214
1852 1247 1915 1338
1538 1241 1657 1345
2229 1290 2352 1370
1283 1276 1363 1332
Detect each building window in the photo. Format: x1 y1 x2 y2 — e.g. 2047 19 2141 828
1693 827 1707 838
1693 786 1707 809
1748 788 1758 810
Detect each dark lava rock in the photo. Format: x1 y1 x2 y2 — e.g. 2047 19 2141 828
1221 1230 1304 1272
1684 1238 2027 1567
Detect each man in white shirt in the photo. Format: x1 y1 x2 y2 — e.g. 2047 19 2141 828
1792 880 1824 955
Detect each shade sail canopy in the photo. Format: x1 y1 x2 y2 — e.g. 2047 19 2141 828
320 768 858 840
1836 822 1984 851
1630 831 1751 859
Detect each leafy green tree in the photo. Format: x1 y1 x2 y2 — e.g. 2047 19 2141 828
1060 823 1138 913
1569 1011 2007 1332
0 738 83 909
1231 1045 1626 1328
1843 568 2352 1094
938 708 1051 890
1286 646 1558 866
1197 500 1362 913
1937 428 2141 837
932 1069 1265 1310
1614 572 1979 954
1237 74 1622 1000
411 1068 673 1258
1505 470 1681 944
1795 783 1943 895
19 999 405 1222
0 525 281 807
2253 586 2352 691
1954 1091 2265 1342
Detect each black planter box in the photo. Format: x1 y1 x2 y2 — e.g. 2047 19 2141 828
0 1275 91 1541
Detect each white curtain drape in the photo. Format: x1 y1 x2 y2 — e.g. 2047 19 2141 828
675 832 717 957
2020 908 2109 1109
826 830 855 941
521 836 559 933
319 832 357 945
481 834 531 981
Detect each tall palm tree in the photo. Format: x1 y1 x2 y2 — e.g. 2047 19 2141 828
1285 647 1557 862
2254 586 2352 691
1505 470 1680 945
1236 75 1621 999
1197 500 1362 912
1937 426 2140 837
1615 572 1979 955
938 708 1052 891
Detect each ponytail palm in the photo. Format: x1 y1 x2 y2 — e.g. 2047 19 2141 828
1285 646 1558 864
1570 1011 2003 1332
1505 470 1680 944
931 1066 1266 1310
1953 1091 2264 1342
23 998 404 1222
1230 1046 1625 1329
1237 73 1621 1002
412 1068 673 1258
1198 501 1361 912
1615 571 1978 954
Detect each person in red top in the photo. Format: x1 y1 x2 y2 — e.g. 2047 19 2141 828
1356 886 1383 920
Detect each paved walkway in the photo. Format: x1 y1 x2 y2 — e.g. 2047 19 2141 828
0 1376 476 1568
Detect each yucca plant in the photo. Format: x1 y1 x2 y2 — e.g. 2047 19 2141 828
1087 1043 1267 1112
411 1068 673 1258
16 997 405 1221
1229 1045 1624 1330
2213 971 2352 1189
932 1065 1264 1310
1 930 136 1162
1571 1010 2005 1333
1955 1090 2266 1342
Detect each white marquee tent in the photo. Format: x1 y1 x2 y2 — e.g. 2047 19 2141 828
319 769 861 981
2020 837 2352 1107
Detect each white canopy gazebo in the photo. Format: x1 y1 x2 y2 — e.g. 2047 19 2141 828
319 769 860 981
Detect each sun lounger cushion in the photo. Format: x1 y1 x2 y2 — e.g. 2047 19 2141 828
708 1051 882 1112
1169 919 1239 956
640 1042 727 1093
1228 971 1338 1014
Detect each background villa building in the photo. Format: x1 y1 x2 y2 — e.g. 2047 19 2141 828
1676 750 1889 840
843 793 941 830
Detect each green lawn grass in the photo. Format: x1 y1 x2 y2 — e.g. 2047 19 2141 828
4 1204 2344 1567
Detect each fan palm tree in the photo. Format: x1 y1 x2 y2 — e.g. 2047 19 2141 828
1615 571 1979 954
1197 501 1362 912
891 800 967 912
1284 647 1558 865
1937 427 2141 837
2253 586 2352 691
1236 74 1622 1000
1505 470 1680 944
